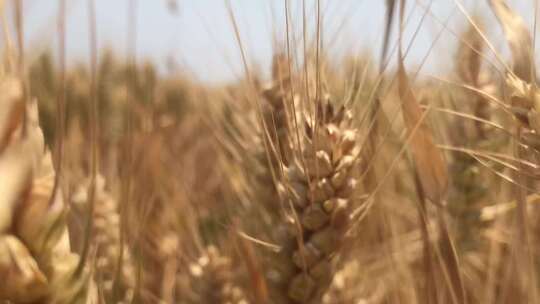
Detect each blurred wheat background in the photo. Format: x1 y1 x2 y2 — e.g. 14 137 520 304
1 0 540 303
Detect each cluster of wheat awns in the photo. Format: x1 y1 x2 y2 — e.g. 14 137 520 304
3 0 540 303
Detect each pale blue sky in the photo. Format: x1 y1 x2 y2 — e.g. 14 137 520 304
5 0 538 83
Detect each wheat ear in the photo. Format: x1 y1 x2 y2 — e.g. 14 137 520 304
176 245 247 304
274 96 359 303
72 175 135 303
0 76 93 303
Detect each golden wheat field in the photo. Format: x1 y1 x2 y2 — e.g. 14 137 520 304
3 0 540 303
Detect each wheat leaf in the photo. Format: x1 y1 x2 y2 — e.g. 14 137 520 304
397 44 448 204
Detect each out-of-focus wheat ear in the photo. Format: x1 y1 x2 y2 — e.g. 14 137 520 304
20 147 94 304
71 175 135 303
0 77 47 303
491 0 538 135
491 3 539 302
489 0 534 82
262 53 294 167
179 245 250 304
456 17 484 88
455 17 496 139
0 76 94 303
447 18 500 302
128 132 181 304
493 2 537 183
0 235 48 301
506 74 540 134
0 77 28 232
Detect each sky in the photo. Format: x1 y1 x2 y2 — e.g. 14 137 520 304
3 0 538 84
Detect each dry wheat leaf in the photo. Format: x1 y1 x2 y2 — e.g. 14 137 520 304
397 60 448 203
457 18 484 85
